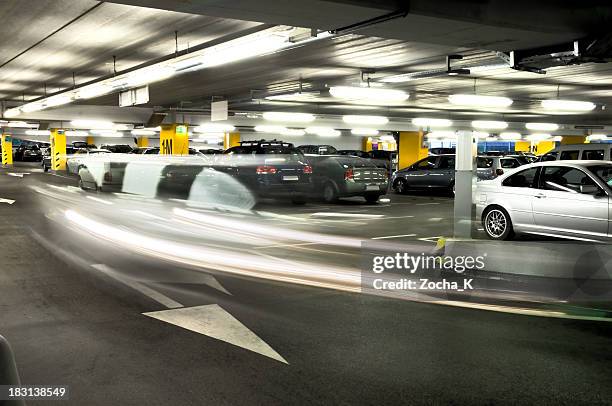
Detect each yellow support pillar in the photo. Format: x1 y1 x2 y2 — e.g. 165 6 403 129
137 137 149 148
560 135 587 145
533 141 555 155
398 131 428 170
362 137 373 152
86 135 95 145
159 124 189 155
514 141 530 153
1 134 13 166
50 129 67 171
223 132 240 150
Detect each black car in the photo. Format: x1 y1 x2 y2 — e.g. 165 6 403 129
297 145 338 155
217 140 312 204
337 150 371 158
101 144 133 153
14 145 42 162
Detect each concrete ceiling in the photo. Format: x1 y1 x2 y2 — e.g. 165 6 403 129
2 0 612 128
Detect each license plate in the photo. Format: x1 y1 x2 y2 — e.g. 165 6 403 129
283 176 299 181
366 185 379 191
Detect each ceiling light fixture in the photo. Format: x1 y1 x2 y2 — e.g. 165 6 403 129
7 121 37 128
65 130 88 137
131 129 156 136
525 122 559 131
342 115 388 125
499 132 522 140
426 130 456 138
254 125 287 133
306 127 341 137
471 120 508 130
25 129 51 136
473 131 490 139
541 99 596 112
526 133 551 141
351 128 379 136
262 112 315 122
448 94 513 108
587 134 607 141
412 118 452 128
194 123 236 133
281 128 306 136
329 86 408 102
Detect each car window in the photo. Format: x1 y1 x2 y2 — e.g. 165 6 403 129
502 167 538 188
582 150 604 160
540 152 557 162
501 158 520 169
588 165 612 188
559 150 579 160
539 166 596 193
477 157 493 168
438 156 455 169
414 156 437 169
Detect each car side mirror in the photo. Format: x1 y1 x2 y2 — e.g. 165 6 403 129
580 184 599 195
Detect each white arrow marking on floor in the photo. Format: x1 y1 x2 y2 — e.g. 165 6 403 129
7 172 26 177
92 264 284 362
144 304 288 364
0 198 15 205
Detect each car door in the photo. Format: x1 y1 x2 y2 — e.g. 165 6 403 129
498 167 540 228
401 156 439 187
532 166 609 237
434 155 455 187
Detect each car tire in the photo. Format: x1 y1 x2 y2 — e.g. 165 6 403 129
43 166 49 173
364 193 380 204
394 178 408 194
78 177 86 191
322 182 338 203
482 206 515 240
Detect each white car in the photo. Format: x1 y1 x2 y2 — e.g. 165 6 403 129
476 161 612 241
66 149 111 174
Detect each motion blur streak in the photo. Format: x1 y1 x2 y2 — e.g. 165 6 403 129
64 209 363 292
173 208 364 248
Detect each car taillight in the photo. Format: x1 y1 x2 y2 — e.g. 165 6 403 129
256 165 277 174
303 165 313 174
495 169 504 176
344 168 354 181
103 171 112 181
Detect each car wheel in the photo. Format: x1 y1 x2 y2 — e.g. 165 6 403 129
483 206 514 240
322 182 338 203
43 166 49 173
394 178 407 194
78 177 86 191
364 193 380 204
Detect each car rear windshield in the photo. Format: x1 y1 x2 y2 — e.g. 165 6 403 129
334 157 376 168
477 157 493 168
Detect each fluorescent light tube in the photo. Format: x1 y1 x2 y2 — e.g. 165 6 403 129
525 123 559 131
412 118 452 127
342 115 388 125
194 123 236 133
351 128 379 136
499 132 521 140
329 86 408 102
448 94 513 107
263 112 315 123
471 120 508 130
541 99 595 112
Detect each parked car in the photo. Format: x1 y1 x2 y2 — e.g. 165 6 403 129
391 154 524 194
368 150 398 175
14 144 42 162
100 144 133 153
308 155 388 203
297 145 338 155
337 150 371 159
429 147 455 155
217 140 312 204
78 159 128 192
199 148 223 155
477 161 612 241
66 149 111 174
539 143 612 162
130 147 159 154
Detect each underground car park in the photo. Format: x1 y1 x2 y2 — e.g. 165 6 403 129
1 1 612 405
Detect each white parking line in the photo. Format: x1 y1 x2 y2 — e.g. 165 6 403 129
416 202 440 206
310 212 384 219
371 234 417 240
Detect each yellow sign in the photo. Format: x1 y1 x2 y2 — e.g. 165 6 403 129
160 124 189 155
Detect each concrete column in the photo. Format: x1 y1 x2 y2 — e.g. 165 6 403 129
159 124 189 155
86 135 95 145
362 137 373 152
137 137 149 147
223 132 240 150
398 131 428 170
50 129 67 171
454 131 477 238
1 134 13 166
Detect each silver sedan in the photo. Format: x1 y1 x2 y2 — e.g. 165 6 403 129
476 161 612 241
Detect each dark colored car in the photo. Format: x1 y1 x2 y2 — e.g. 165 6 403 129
297 145 338 155
130 147 159 154
308 155 388 203
368 149 398 175
101 144 133 153
199 148 223 155
337 150 371 158
429 147 455 155
42 146 77 172
15 145 42 162
217 140 312 204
